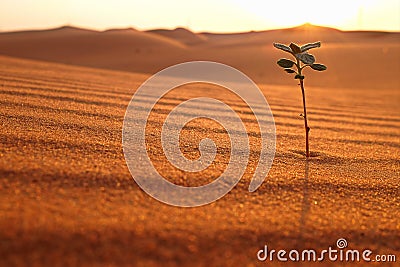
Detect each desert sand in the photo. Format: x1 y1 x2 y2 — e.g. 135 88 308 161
0 24 399 266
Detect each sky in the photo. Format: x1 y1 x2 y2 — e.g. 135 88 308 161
0 0 399 33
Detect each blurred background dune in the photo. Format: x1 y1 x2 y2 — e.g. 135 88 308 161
0 23 399 89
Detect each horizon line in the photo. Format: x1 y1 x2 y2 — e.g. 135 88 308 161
1 23 399 34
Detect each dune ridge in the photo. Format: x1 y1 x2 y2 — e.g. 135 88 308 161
0 24 398 89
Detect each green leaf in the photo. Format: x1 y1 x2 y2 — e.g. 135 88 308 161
294 74 305 80
284 68 296 73
277 58 296 68
273 43 292 54
310 63 327 71
289 43 302 54
301 42 321 52
297 53 315 64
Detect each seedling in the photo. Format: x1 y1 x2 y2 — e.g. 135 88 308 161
273 41 327 157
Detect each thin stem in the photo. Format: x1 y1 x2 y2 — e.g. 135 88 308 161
293 57 311 157
299 79 310 157
294 57 310 157
295 58 310 157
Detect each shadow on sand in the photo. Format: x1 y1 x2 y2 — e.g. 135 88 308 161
298 158 310 245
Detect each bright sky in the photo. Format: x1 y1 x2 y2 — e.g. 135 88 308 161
0 0 399 32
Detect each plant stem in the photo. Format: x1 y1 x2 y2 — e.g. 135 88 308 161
299 79 310 157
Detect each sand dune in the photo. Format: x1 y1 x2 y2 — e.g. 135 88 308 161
0 23 399 266
0 25 185 72
147 27 208 44
0 24 398 89
0 54 399 266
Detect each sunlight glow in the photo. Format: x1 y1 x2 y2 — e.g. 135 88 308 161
0 0 398 32
232 0 379 29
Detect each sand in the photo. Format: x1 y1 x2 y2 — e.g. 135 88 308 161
0 24 399 89
0 25 399 266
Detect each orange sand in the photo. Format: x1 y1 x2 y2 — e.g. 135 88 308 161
0 25 399 266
